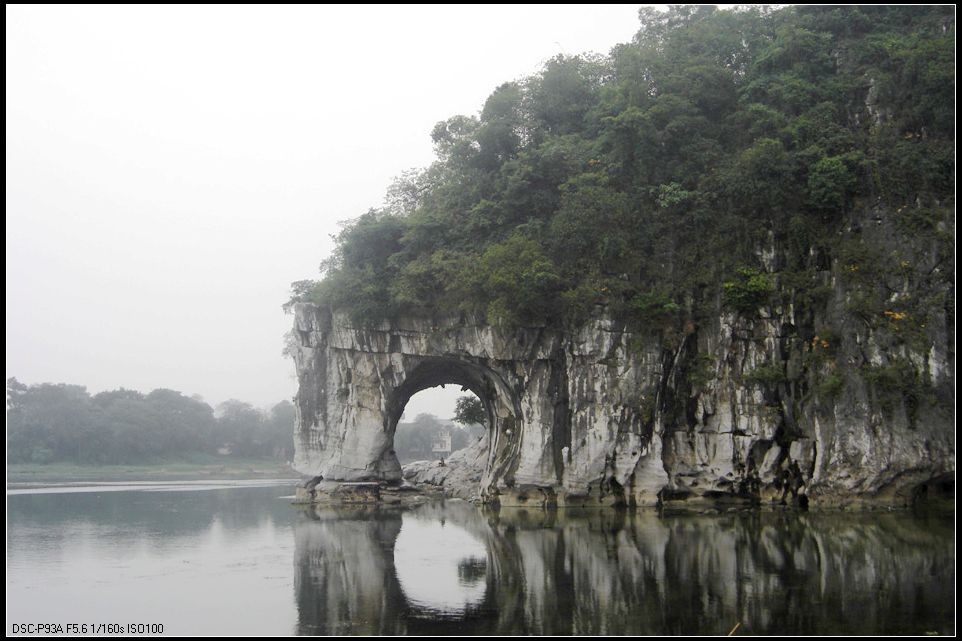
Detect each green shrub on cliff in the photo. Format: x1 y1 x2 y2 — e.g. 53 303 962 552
723 267 776 315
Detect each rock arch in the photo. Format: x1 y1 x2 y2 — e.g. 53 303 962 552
384 357 521 497
290 304 670 505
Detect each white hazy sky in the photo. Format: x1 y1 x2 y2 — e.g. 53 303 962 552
6 4 644 417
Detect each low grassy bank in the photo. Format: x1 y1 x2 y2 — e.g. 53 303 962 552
7 457 300 483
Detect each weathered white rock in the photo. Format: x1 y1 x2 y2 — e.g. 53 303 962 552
291 280 953 507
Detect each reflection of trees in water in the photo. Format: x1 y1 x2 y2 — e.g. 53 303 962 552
7 485 296 558
293 504 955 636
457 557 487 586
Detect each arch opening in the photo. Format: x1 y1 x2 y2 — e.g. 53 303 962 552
393 387 484 466
384 358 520 493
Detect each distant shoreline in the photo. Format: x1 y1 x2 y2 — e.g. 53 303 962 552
7 460 301 484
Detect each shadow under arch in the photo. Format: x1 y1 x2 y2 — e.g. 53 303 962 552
385 357 523 498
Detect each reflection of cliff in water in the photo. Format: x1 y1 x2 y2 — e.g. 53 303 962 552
293 507 405 635
294 503 955 636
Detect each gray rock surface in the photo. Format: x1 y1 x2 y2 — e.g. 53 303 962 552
401 434 488 501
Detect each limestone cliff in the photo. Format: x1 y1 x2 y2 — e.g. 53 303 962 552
291 211 953 507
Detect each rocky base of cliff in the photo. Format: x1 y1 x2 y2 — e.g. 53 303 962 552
400 435 488 502
293 477 447 507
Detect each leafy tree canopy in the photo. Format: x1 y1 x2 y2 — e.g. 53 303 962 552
288 6 954 334
453 395 486 427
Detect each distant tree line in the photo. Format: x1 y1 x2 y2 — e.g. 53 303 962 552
394 409 485 465
6 377 295 465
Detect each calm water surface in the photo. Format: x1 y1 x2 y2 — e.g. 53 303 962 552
6 481 954 635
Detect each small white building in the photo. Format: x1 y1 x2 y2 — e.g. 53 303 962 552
431 430 452 458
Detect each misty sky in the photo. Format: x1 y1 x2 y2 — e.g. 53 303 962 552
6 5 643 418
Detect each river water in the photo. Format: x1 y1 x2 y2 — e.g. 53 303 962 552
6 481 954 635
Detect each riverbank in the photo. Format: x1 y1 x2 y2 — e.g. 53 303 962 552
7 459 300 484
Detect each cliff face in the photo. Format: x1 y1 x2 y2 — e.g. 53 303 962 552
291 213 953 507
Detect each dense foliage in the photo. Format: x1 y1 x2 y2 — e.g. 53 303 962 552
289 6 953 333
6 378 295 465
453 395 486 427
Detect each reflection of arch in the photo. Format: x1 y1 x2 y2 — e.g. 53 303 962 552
294 502 503 635
393 513 488 616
